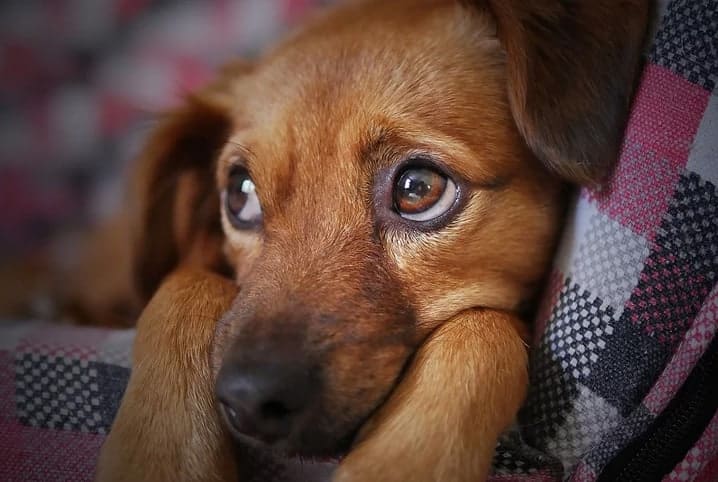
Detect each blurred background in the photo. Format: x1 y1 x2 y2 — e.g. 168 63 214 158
0 0 332 265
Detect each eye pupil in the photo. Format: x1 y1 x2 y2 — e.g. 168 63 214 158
402 176 430 199
225 168 262 229
228 182 247 213
394 167 447 215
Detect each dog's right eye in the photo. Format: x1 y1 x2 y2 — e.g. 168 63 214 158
393 165 457 223
224 168 262 229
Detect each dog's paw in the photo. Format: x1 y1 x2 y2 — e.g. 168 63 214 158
332 440 437 482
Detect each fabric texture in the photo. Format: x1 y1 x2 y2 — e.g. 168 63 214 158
0 0 323 257
1 0 717 481
492 0 718 480
0 322 132 481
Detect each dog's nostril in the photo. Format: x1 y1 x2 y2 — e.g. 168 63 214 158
219 400 254 435
225 405 239 423
260 400 292 421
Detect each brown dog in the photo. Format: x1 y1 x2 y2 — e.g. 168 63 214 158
96 0 650 480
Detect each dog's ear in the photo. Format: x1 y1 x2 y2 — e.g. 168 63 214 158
477 0 650 185
131 62 250 301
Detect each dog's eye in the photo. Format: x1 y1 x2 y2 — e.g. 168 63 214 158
224 168 262 229
393 166 457 221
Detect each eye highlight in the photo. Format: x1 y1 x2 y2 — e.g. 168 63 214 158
224 167 262 229
393 165 458 222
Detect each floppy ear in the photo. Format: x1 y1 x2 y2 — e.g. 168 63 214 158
479 0 651 185
130 62 250 301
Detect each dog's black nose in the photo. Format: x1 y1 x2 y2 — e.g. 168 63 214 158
215 358 317 444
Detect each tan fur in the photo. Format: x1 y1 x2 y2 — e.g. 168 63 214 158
95 0 650 480
96 269 237 481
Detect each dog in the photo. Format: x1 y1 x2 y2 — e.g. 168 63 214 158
95 0 650 480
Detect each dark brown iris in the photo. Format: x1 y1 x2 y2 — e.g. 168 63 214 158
393 167 447 215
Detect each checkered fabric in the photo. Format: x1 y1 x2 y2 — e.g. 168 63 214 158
0 0 716 481
0 0 324 257
0 321 339 482
0 322 132 481
490 0 718 480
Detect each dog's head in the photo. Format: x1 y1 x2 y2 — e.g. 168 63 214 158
132 0 649 457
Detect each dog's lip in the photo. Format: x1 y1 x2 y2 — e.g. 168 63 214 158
218 402 285 446
219 403 347 462
228 431 343 464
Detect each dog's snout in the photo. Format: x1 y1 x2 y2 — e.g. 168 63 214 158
215 358 317 445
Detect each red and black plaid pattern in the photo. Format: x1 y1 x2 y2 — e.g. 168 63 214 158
492 1 718 480
0 324 340 482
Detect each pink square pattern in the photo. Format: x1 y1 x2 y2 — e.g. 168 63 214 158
694 457 718 482
664 410 718 482
587 65 709 241
0 420 25 482
588 143 682 242
624 65 709 165
15 325 110 361
569 462 597 482
15 425 103 482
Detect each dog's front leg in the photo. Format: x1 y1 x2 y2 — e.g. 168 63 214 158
334 309 529 482
96 269 238 482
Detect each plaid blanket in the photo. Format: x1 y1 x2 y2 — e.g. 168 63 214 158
0 321 133 481
0 0 322 257
495 0 718 480
1 0 717 481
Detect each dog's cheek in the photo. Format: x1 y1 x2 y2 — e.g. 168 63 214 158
222 210 262 280
318 337 414 440
304 291 418 446
383 183 565 328
383 228 478 331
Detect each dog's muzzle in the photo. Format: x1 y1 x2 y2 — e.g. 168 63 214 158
215 343 319 446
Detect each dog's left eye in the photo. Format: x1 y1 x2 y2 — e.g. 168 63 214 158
224 168 262 229
393 166 457 222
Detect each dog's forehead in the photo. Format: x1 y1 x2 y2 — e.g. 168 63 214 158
246 1 498 120
220 0 508 219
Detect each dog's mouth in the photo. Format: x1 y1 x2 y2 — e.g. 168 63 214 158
212 280 419 463
216 351 411 461
218 400 357 460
